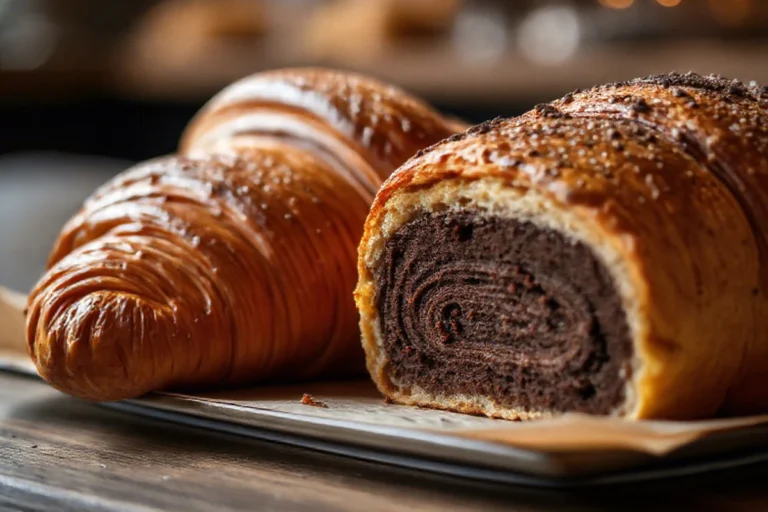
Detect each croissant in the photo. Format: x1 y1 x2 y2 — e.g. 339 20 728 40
356 73 768 420
27 68 459 401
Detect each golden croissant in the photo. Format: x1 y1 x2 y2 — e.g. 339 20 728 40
356 72 768 420
27 68 459 401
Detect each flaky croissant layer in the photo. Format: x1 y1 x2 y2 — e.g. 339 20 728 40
27 68 459 401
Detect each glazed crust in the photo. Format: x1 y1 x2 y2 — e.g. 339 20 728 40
26 68 459 401
355 73 768 420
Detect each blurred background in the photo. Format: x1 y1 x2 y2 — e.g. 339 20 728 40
0 0 766 291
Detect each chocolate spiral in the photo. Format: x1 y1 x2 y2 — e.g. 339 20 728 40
27 69 458 401
375 213 631 414
357 73 768 420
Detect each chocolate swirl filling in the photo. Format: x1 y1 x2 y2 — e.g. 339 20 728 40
374 212 633 415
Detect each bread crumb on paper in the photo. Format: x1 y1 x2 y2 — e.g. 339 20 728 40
301 393 328 408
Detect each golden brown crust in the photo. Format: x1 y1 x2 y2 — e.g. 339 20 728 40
27 68 458 401
181 67 462 185
356 72 768 420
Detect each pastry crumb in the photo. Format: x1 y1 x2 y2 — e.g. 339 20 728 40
300 393 327 408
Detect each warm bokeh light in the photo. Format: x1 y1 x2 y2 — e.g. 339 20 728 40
656 0 682 7
598 0 635 9
517 6 581 66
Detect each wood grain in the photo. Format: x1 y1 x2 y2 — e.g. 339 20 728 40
1 372 768 511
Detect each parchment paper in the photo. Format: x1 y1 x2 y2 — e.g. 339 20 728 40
3 284 768 466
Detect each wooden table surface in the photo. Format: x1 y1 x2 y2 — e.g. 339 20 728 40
1 373 768 511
